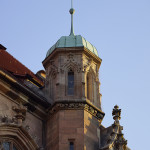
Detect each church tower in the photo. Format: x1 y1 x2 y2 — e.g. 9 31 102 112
43 2 105 150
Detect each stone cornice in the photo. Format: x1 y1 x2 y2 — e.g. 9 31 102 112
0 69 49 120
43 47 102 68
0 69 49 108
48 101 105 121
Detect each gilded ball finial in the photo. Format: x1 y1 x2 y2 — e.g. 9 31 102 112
69 8 75 15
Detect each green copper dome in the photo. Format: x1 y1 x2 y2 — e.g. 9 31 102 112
46 35 99 58
46 3 99 58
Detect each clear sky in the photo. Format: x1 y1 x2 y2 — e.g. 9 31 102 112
1 0 150 149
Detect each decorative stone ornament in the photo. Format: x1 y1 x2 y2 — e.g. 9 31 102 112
12 103 27 125
1 115 8 123
83 58 93 72
48 101 105 121
100 105 128 150
112 105 121 124
112 105 127 150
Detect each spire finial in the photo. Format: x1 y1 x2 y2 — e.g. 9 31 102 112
71 0 73 8
69 0 75 36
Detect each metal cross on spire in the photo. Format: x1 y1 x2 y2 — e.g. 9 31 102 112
69 0 75 36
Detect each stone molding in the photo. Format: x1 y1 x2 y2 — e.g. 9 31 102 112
46 53 82 78
0 123 39 150
60 53 82 73
83 58 93 72
48 60 58 78
48 101 105 121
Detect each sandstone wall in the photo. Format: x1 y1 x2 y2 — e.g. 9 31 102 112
84 110 100 150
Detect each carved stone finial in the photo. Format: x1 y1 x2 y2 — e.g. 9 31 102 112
114 105 119 109
12 103 27 125
112 105 121 124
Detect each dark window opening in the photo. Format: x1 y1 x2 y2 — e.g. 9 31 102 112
0 142 18 150
87 75 90 99
68 71 74 95
3 142 10 150
69 142 74 150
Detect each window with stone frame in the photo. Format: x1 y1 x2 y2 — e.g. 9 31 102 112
0 124 39 150
86 72 93 101
86 74 90 99
0 141 18 150
86 68 98 104
69 141 74 150
68 69 74 95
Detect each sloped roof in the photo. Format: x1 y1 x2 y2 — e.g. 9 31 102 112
0 44 43 86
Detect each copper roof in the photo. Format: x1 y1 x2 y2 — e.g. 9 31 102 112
0 44 44 86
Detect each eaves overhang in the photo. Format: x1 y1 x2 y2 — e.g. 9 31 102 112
0 69 50 109
43 46 102 69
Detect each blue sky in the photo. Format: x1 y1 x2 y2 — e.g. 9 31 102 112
1 0 150 149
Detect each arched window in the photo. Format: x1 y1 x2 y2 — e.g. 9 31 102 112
86 73 92 101
0 124 39 150
49 77 53 99
87 75 90 99
68 70 74 95
0 141 18 150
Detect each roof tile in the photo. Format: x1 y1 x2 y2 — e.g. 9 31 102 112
0 47 43 86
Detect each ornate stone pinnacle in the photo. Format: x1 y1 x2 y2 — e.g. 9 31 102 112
112 105 121 123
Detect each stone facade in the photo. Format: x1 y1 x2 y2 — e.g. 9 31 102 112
43 47 102 108
0 72 45 149
0 35 130 150
43 47 104 150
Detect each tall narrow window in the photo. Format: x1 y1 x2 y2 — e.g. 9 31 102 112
87 75 90 99
68 70 74 95
69 142 74 150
